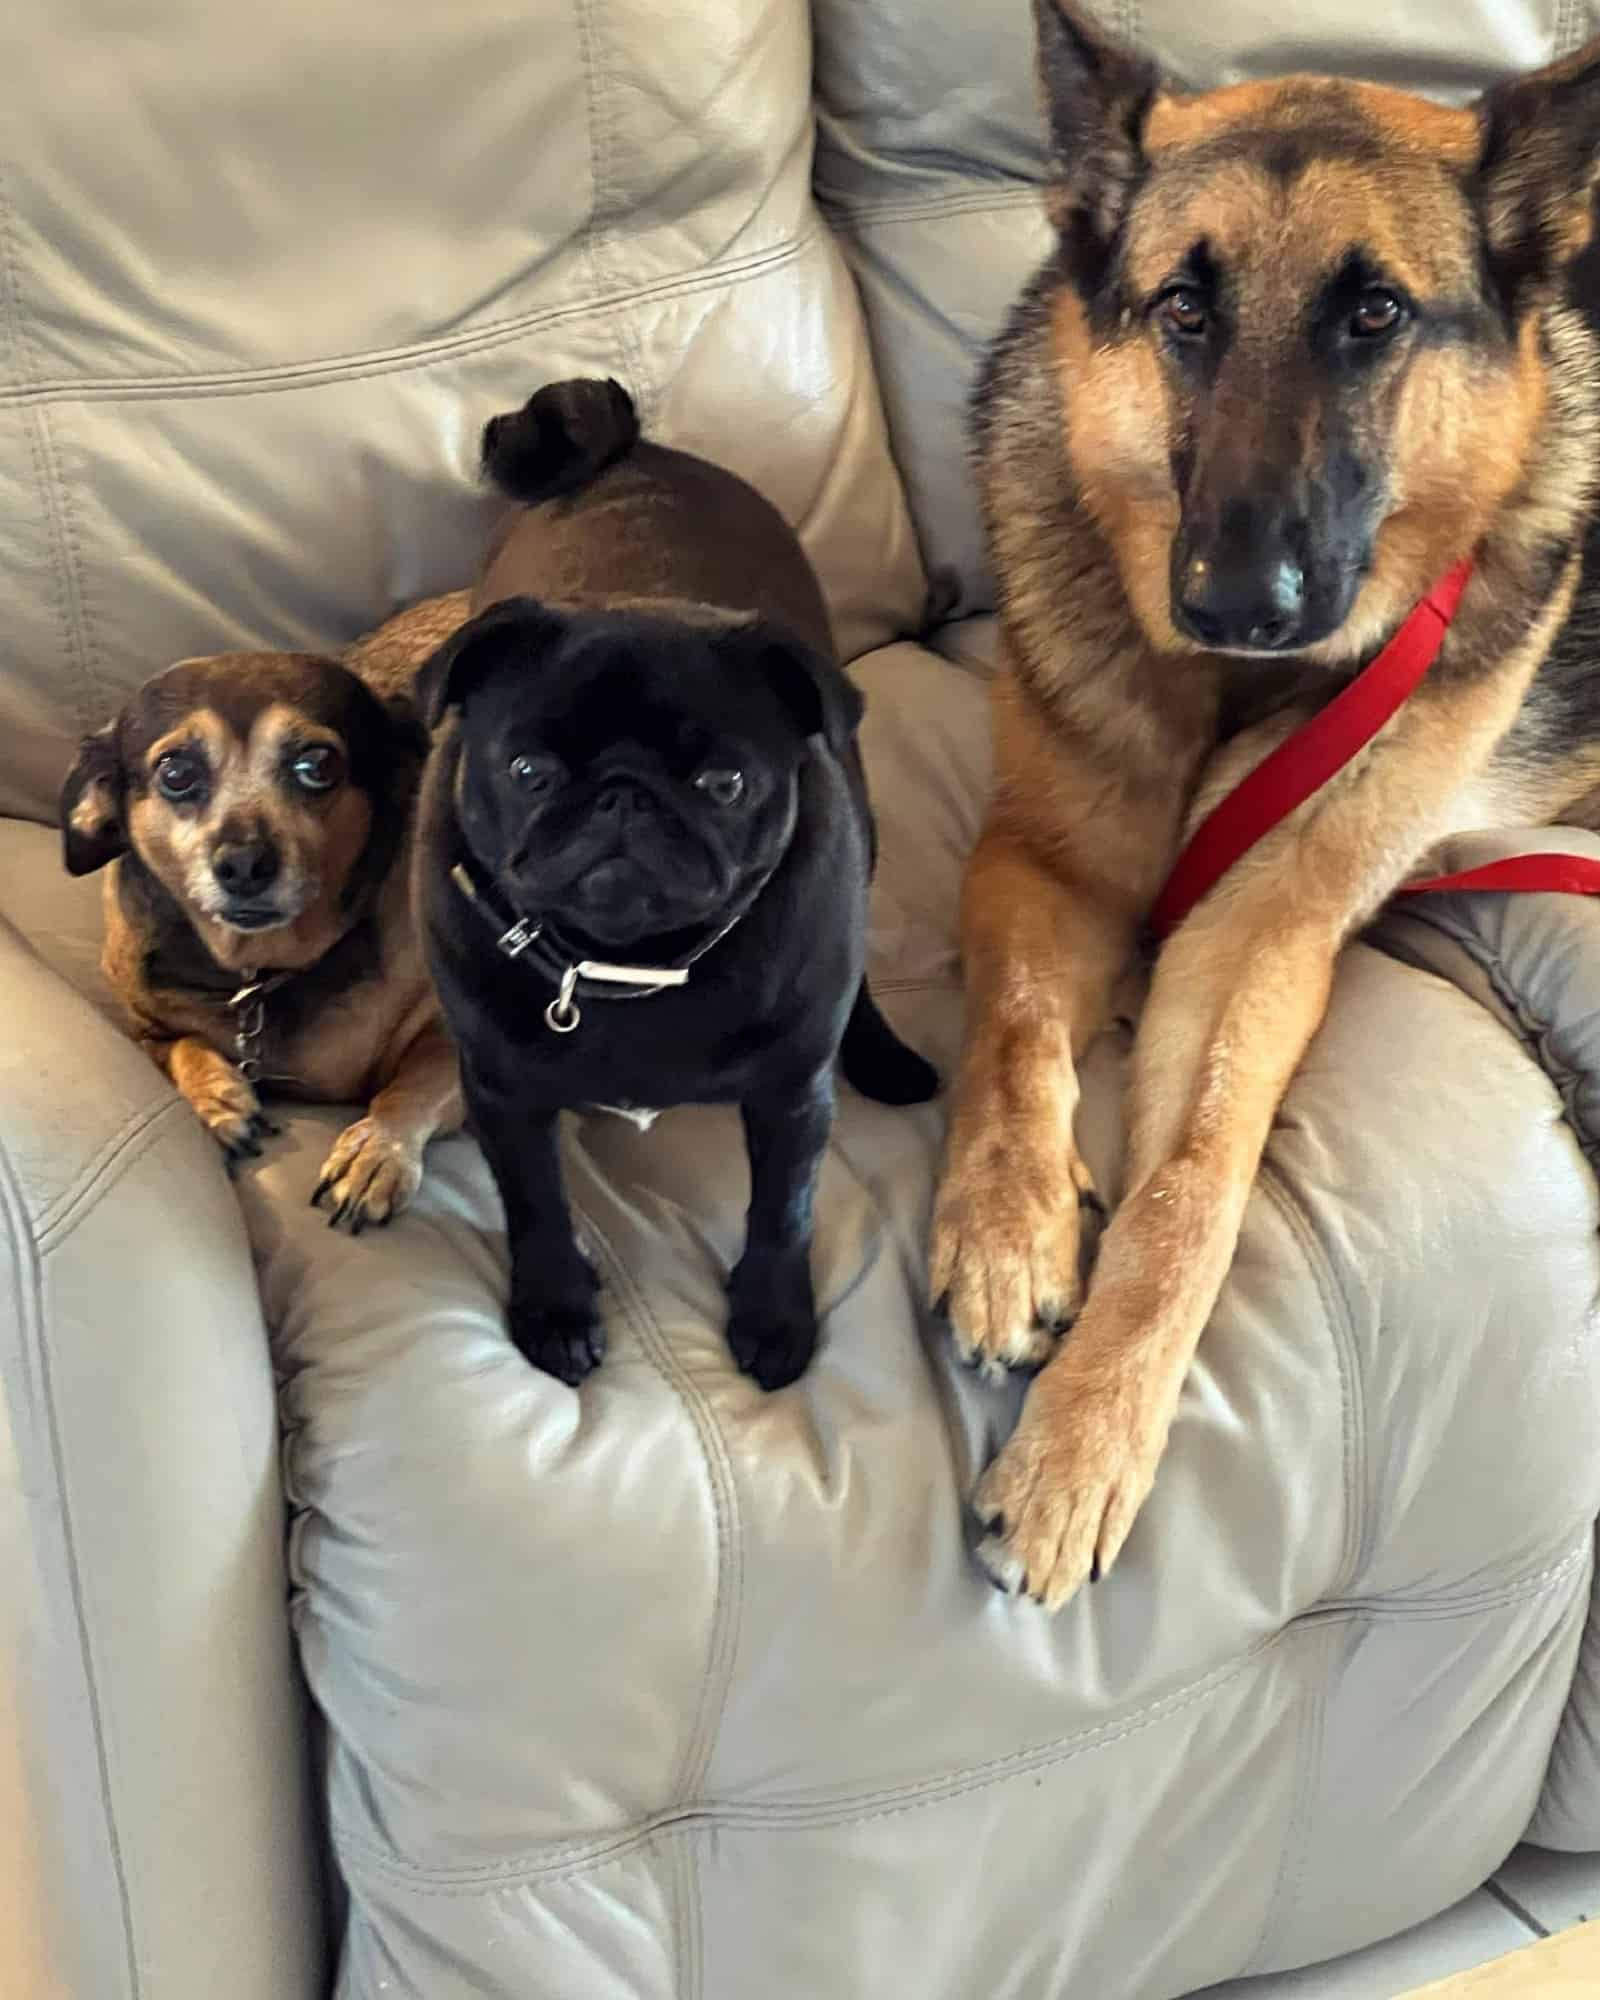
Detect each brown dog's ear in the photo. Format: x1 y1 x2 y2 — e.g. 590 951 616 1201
60 720 127 876
411 596 567 729
725 621 865 756
1476 38 1600 307
1032 0 1164 261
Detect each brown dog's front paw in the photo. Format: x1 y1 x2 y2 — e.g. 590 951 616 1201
312 1118 423 1233
929 1150 1101 1380
971 1359 1163 1612
187 1068 276 1162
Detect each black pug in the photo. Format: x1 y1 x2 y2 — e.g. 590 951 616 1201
414 378 937 1390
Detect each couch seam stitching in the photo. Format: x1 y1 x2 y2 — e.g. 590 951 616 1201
325 1534 1592 1893
329 1642 1277 1889
0 1127 144 1994
0 160 104 739
574 1202 745 1810
818 184 1043 231
1257 1160 1367 1592
1247 1619 1335 1976
34 1096 192 1246
0 234 814 411
574 0 654 425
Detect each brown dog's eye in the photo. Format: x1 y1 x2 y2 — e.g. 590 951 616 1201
1350 288 1404 338
1159 288 1208 339
694 768 745 807
154 750 207 802
291 744 344 793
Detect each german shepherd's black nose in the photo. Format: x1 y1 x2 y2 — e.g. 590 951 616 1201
1174 540 1306 653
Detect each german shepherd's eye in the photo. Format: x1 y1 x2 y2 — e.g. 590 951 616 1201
1349 288 1405 339
154 748 208 803
694 768 745 807
291 743 344 793
510 752 563 797
1157 287 1208 340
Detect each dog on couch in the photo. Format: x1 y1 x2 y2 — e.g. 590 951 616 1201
413 377 937 1389
932 1 1600 1608
60 601 465 1231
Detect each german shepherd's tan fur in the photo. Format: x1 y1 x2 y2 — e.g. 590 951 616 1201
935 1 1600 1607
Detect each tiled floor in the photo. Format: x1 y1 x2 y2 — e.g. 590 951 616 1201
1197 1847 1600 1998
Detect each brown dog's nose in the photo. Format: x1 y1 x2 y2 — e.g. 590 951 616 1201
212 840 280 895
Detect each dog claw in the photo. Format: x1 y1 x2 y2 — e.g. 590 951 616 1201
309 1174 333 1208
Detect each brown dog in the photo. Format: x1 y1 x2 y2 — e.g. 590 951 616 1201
934 1 1600 1606
61 596 467 1230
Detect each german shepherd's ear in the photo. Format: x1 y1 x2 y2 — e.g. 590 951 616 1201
1032 0 1164 259
411 596 567 729
1476 38 1600 307
722 620 865 756
59 720 127 877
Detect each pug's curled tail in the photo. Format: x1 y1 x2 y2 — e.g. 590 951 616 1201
480 377 641 505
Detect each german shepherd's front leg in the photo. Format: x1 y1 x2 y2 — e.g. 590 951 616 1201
974 636 1555 1610
931 667 1186 1371
930 827 1141 1372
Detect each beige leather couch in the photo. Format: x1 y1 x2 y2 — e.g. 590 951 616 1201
5 3 1600 1996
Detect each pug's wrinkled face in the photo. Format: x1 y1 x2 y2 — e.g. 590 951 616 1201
425 601 862 951
61 652 423 972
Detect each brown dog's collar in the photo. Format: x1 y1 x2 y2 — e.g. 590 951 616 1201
228 966 298 1082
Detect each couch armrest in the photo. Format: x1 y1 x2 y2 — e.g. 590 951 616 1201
0 914 325 1999
1371 826 1600 1850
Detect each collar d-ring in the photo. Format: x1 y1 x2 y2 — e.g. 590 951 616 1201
544 965 581 1034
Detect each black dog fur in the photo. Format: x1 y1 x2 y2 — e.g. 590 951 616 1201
413 378 937 1390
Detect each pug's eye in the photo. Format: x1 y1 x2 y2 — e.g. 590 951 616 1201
510 753 562 797
291 744 344 793
694 768 745 807
154 749 207 802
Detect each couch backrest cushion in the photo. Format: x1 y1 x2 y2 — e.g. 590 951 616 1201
0 0 926 822
811 0 1600 623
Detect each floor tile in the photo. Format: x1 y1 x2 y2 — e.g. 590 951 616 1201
1193 1889 1537 1999
1490 1843 1600 1935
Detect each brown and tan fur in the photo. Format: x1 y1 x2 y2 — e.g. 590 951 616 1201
935 2 1600 1607
62 594 469 1230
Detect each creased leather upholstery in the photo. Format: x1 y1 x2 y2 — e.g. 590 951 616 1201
4 3 1600 1997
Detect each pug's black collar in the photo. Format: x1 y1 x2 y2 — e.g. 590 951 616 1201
448 779 796 1034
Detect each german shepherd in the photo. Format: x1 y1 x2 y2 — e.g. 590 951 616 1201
933 0 1600 1608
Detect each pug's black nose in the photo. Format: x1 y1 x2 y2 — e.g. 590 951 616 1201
212 840 280 893
595 782 652 821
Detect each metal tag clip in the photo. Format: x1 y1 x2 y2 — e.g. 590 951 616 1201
497 916 542 959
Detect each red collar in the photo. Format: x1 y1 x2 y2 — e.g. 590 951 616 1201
1149 559 1501 942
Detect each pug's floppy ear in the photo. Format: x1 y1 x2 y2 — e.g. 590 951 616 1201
411 596 569 729
60 720 127 876
723 620 865 755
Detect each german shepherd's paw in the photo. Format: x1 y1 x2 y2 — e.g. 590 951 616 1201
929 1154 1102 1379
185 1065 278 1163
311 1117 424 1233
971 1349 1168 1612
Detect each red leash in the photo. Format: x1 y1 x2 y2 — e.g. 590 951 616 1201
1148 556 1600 939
